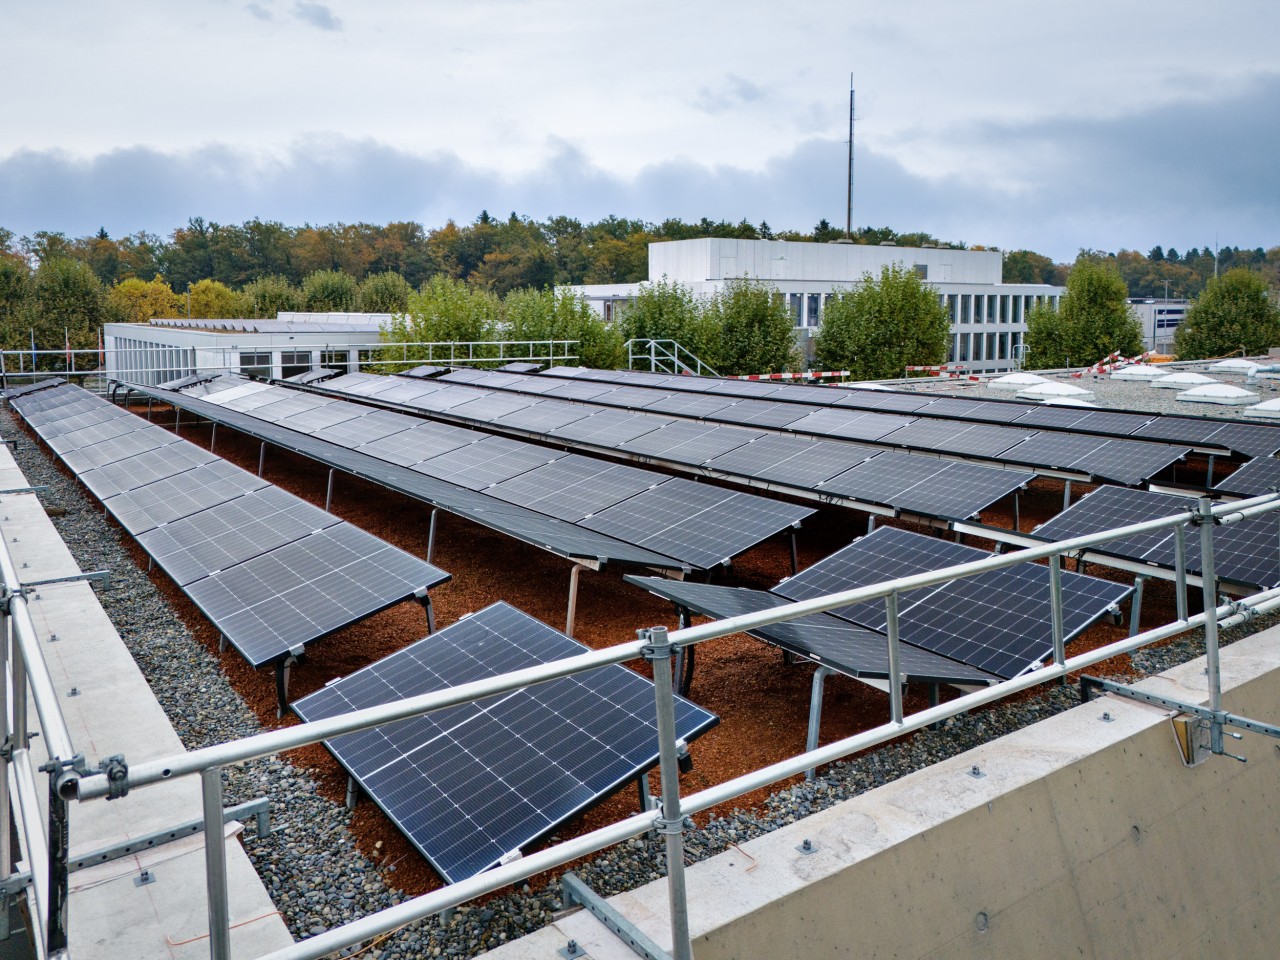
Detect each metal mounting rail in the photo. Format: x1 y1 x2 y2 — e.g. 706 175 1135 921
1080 674 1280 764
560 872 672 960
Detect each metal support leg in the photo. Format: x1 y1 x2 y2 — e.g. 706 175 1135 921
209 421 217 454
174 408 181 432
46 773 70 954
426 508 438 565
641 626 694 960
275 655 299 718
418 593 436 634
146 397 152 421
954 530 964 545
258 441 267 477
201 768 232 960
885 591 903 724
345 777 358 811
805 666 834 780
1049 555 1066 667
1174 524 1189 621
635 774 652 812
566 563 589 638
325 468 335 513
789 532 799 576
1198 498 1222 723
1128 575 1145 637
1206 454 1216 487
674 607 693 696
1063 479 1072 510
0 611 9 940
866 515 876 535
1013 492 1021 532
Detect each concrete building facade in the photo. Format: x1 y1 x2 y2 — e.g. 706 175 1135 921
1128 298 1191 354
566 238 1064 373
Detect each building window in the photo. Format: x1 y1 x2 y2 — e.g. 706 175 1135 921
946 294 958 322
321 350 349 371
999 295 1009 323
806 293 821 327
789 293 803 327
913 264 928 279
240 351 272 378
961 296 972 324
958 334 970 362
281 350 311 379
985 332 997 360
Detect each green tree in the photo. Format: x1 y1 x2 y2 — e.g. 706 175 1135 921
301 269 359 312
187 278 249 319
243 274 302 317
1002 249 1059 285
814 264 949 378
381 275 500 367
20 258 114 369
107 277 182 323
1023 258 1142 368
503 287 624 369
0 259 31 353
1174 268 1280 359
702 278 799 375
617 277 717 362
357 271 414 313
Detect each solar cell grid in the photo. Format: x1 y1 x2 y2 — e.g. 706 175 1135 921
834 391 937 413
19 397 101 425
1010 406 1094 430
2 379 66 400
37 407 134 438
550 409 673 446
250 394 335 423
1070 439 1188 486
60 428 185 474
1215 457 1280 498
196 381 277 406
403 384 494 413
493 400 592 433
785 408 914 442
292 602 716 882
370 381 449 406
997 432 1107 472
702 378 785 399
79 440 219 499
1030 486 1190 564
355 422 481 466
413 435 565 490
1197 422 1280 459
703 435 880 488
219 387 298 413
618 422 761 465
888 460 1029 519
543 381 620 402
1128 416 1223 446
712 400 814 429
45 415 150 455
105 460 272 535
445 393 538 422
279 402 367 434
640 393 743 419
486 455 660 521
313 409 417 447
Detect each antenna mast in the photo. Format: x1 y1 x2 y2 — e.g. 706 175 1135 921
845 76 855 239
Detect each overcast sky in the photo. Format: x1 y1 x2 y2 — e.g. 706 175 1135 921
2 0 1278 261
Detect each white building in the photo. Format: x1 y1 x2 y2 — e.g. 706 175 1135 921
565 238 1064 373
1128 298 1190 353
103 317 379 386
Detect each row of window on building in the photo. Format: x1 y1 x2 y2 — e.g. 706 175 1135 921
239 349 351 379
787 291 1059 329
108 337 199 387
950 330 1024 364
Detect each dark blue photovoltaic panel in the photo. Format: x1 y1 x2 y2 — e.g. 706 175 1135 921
623 576 995 685
1215 458 1280 498
703 434 880 488
486 455 661 521
292 602 718 882
105 459 272 534
773 526 1130 678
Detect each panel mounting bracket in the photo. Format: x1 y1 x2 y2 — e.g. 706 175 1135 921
559 871 673 960
1080 674 1280 765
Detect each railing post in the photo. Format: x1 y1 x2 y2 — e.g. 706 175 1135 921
1049 554 1066 666
641 626 694 960
1198 497 1222 715
885 591 903 724
201 767 232 960
1174 523 1189 621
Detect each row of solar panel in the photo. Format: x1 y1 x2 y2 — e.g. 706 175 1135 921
543 366 1280 458
9 383 450 667
428 368 1192 487
166 378 814 571
629 526 1131 682
300 372 1032 520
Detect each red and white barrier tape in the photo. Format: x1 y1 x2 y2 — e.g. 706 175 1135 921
733 370 851 381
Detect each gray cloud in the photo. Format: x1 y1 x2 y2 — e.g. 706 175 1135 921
292 2 342 31
245 3 273 22
692 75 767 115
1 74 1276 261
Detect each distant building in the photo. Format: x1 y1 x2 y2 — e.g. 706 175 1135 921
1128 298 1190 353
564 238 1064 373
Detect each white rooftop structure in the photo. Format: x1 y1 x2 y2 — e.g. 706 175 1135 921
1210 358 1261 373
1016 382 1096 401
989 372 1048 391
1038 396 1099 408
1176 383 1259 405
1245 398 1280 419
1110 365 1168 380
565 238 1063 374
1149 372 1218 389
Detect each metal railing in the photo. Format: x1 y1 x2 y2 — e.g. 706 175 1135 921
39 490 1280 960
625 340 719 377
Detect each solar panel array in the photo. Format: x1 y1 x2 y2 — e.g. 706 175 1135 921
1215 458 1280 498
630 525 1129 681
527 366 1280 458
151 378 812 572
311 373 1032 520
395 368 1196 485
10 383 450 667
1031 485 1280 590
293 602 718 882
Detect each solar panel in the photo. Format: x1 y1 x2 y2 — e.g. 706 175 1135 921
184 522 449 667
1030 486 1192 566
997 432 1108 472
105 460 272 535
79 441 220 499
36 406 134 438
618 421 760 465
775 527 1130 678
137 486 342 586
712 400 815 430
371 381 449 406
219 387 297 413
407 385 497 413
1215 458 1280 498
703 435 880 488
356 422 482 466
819 453 1027 519
544 381 621 402
2 378 65 399
785 408 914 442
486 455 661 521
1070 439 1188 486
250 394 335 423
494 400 593 434
60 428 186 473
314 410 417 447
879 421 1034 458
279 402 368 434
292 602 718 881
45 415 150 455
834 390 936 413
640 393 743 419
446 393 538 421
497 361 544 374
1198 422 1280 459
551 409 674 447
703 378 786 399
402 365 450 379
910 398 1021 423
1010 406 1094 430
581 478 812 569
1128 416 1224 446
623 576 995 685
413 435 566 490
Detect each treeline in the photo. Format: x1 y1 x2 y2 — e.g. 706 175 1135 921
1004 245 1280 299
0 215 962 296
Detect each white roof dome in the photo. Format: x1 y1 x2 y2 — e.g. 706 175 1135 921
1110 365 1167 380
1039 397 1099 408
1245 398 1280 419
1210 358 1260 373
989 372 1048 391
1150 372 1218 389
1176 383 1259 405
1016 382 1095 401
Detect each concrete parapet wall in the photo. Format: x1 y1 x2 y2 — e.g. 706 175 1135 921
491 627 1280 960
